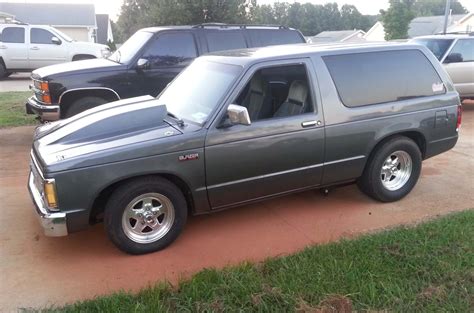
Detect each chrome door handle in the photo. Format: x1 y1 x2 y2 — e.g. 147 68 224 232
30 46 40 50
301 120 322 128
0 45 7 49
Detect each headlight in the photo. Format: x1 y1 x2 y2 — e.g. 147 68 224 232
44 179 58 209
33 79 51 104
101 48 111 58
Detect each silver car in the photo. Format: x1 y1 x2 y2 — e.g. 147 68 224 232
412 34 474 100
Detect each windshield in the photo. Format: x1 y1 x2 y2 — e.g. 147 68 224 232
108 31 153 64
413 39 454 60
50 28 73 42
157 59 242 125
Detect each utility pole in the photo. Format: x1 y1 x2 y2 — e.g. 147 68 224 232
443 0 451 34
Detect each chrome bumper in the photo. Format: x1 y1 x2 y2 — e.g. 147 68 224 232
26 96 60 121
28 171 68 237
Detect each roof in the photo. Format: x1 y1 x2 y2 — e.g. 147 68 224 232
307 30 366 43
96 14 109 44
411 33 473 40
408 14 465 38
0 2 96 27
203 42 419 67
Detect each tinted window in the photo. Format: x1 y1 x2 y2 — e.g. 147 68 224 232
447 39 474 62
0 27 25 43
324 50 445 107
142 32 197 67
206 31 247 52
31 28 56 44
247 30 303 47
413 39 454 60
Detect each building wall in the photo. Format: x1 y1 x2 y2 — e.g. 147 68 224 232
364 22 386 41
55 27 91 42
448 14 474 33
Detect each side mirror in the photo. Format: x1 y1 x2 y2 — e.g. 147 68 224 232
227 104 251 126
137 58 150 70
444 52 463 64
51 36 61 45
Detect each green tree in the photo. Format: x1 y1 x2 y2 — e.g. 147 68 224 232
381 0 416 40
413 0 467 16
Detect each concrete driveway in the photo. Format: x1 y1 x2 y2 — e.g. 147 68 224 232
0 104 473 311
0 73 31 92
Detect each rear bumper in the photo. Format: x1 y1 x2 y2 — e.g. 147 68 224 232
26 96 60 121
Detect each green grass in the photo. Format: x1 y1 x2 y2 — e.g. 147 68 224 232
48 210 473 312
0 91 37 127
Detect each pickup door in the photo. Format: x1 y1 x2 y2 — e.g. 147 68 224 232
28 27 68 69
204 59 325 209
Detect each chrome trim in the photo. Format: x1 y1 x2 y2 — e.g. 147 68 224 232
27 96 59 112
58 87 121 104
206 155 366 190
28 173 67 237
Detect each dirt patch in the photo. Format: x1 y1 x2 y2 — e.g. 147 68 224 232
296 295 353 313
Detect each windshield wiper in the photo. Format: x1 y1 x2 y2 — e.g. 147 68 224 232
167 111 185 127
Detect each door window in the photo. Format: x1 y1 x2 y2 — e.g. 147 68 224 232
0 27 25 43
141 32 197 68
233 64 314 122
447 39 474 63
31 28 57 44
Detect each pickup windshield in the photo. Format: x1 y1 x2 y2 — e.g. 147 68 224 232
413 38 454 60
108 31 153 64
157 59 242 125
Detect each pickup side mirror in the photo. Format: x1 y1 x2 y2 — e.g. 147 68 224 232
444 52 463 64
51 36 61 45
137 58 150 70
226 104 251 126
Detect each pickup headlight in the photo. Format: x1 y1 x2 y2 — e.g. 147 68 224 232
101 48 111 58
32 79 51 104
44 179 58 209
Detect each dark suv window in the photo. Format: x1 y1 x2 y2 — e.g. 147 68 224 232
141 32 197 67
247 30 303 47
323 50 445 107
413 39 454 60
0 27 25 43
31 28 56 44
206 31 247 52
447 39 474 63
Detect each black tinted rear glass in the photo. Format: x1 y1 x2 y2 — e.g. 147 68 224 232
1 27 25 43
247 30 304 47
323 50 445 107
413 39 454 60
206 31 247 52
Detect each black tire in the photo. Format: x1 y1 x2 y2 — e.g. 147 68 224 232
0 62 8 79
104 176 188 254
64 96 107 118
358 137 422 202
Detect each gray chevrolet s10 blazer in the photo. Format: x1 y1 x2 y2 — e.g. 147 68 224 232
28 43 462 254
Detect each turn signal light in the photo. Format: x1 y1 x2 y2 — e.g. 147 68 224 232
41 94 52 104
44 181 58 209
40 81 49 92
456 104 462 132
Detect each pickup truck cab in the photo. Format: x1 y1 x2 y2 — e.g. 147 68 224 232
28 43 461 254
0 23 110 78
25 24 305 121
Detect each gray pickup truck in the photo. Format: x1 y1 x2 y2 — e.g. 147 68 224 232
28 43 461 254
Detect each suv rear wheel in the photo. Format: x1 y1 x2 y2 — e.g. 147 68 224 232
358 137 422 202
104 177 188 254
0 62 10 79
64 96 107 118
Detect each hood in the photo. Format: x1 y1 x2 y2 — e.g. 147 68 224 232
33 58 121 78
34 95 183 172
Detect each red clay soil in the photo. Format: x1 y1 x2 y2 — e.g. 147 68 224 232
0 103 473 311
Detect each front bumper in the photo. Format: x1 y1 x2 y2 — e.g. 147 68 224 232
26 96 60 121
28 169 68 237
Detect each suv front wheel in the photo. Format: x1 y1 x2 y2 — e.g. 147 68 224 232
104 177 188 254
358 137 422 202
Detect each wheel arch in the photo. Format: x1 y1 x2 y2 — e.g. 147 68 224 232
59 88 120 118
89 173 195 225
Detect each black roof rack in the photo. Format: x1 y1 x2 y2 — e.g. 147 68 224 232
435 31 474 36
192 23 289 30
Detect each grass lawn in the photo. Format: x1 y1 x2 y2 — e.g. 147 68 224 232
0 91 37 128
49 210 473 312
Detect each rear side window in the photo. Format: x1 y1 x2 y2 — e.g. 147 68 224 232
0 27 25 43
206 31 247 52
247 30 304 47
31 28 56 44
142 32 197 67
323 50 445 107
448 39 474 62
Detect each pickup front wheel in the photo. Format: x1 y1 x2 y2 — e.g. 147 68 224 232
358 137 422 202
104 177 188 254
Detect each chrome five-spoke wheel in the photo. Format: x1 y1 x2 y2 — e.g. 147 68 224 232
380 150 412 191
121 193 175 244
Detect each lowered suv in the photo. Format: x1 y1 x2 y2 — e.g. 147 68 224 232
25 24 305 121
28 43 461 254
0 23 110 78
411 33 474 100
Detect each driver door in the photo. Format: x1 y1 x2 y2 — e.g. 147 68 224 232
28 27 68 68
204 59 325 209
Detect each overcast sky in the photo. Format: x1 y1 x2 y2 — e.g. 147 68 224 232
3 0 473 21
